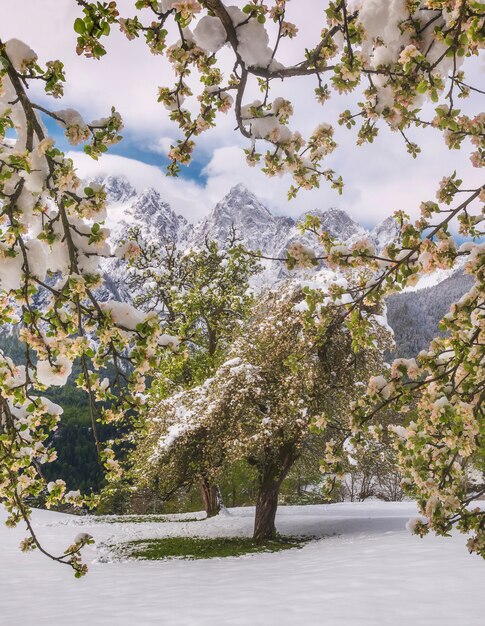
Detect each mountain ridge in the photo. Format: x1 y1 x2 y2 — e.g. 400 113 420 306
100 176 398 261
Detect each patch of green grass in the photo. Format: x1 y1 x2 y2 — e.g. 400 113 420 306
120 535 307 560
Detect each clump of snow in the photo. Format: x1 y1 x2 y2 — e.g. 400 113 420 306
158 334 180 350
159 423 189 450
369 312 394 337
236 18 273 68
356 0 409 65
101 301 147 331
5 39 37 71
54 109 90 145
54 108 86 128
239 99 293 144
389 424 408 440
74 532 93 544
26 239 47 281
157 0 175 11
193 16 226 52
0 252 23 292
45 240 70 275
406 516 426 533
293 300 309 313
221 357 243 368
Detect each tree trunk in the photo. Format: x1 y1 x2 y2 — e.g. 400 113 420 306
253 479 280 544
199 478 220 518
252 444 299 544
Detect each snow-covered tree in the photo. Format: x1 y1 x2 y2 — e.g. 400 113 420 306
125 229 260 384
341 439 405 502
125 232 260 515
138 284 392 542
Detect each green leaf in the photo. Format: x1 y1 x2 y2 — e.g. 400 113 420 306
416 80 428 94
74 18 86 34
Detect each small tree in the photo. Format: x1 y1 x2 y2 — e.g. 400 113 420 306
341 440 405 502
127 233 260 516
133 382 226 515
125 229 260 381
139 283 392 542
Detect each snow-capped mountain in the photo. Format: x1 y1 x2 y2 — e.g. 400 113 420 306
119 188 192 245
93 176 475 359
99 182 194 301
93 174 137 204
316 207 367 241
100 177 394 261
370 216 401 252
0 175 472 363
101 179 388 289
190 183 293 255
187 186 373 263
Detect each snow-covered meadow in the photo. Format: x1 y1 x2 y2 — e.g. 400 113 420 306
1 501 483 626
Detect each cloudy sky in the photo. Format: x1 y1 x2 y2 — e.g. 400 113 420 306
2 0 483 225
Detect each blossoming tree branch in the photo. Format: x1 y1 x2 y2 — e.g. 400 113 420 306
0 37 179 574
0 0 483 574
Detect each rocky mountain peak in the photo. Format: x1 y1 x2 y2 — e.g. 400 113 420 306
370 216 400 252
190 184 281 253
92 174 136 204
105 185 191 248
130 187 170 217
215 184 273 219
128 188 191 244
318 207 365 241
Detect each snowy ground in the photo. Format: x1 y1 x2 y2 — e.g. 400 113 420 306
1 502 483 626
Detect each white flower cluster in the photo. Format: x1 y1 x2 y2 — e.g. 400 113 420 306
36 356 73 387
55 108 90 145
287 242 317 268
367 374 394 399
390 357 419 380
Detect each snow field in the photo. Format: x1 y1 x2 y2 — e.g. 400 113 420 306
0 501 483 626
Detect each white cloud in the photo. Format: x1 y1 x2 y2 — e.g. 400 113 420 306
203 137 483 227
3 0 483 225
69 152 213 222
148 136 177 155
